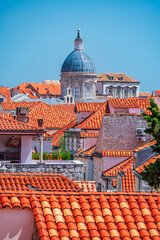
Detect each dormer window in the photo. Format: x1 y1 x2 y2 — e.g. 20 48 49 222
118 76 123 80
109 76 114 80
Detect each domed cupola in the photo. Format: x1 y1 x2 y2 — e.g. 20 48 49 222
60 27 97 103
61 28 96 74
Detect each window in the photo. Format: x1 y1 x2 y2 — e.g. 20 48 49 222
118 76 123 80
64 87 67 95
86 87 90 98
0 98 3 103
75 86 80 98
109 76 114 80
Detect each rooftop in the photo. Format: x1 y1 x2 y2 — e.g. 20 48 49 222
0 87 11 102
0 191 160 240
97 73 139 83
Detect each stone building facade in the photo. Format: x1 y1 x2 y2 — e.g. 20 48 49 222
93 114 152 190
96 73 140 98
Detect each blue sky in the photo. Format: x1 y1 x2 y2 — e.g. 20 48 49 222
0 0 160 92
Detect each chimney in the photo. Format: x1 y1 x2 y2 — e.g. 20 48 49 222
38 118 43 127
16 107 29 123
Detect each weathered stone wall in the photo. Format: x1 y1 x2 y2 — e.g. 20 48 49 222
93 156 105 190
3 160 84 181
95 114 152 153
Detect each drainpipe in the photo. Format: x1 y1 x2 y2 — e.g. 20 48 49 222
40 134 43 164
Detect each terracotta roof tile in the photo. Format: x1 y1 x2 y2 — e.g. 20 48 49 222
97 73 139 83
18 89 39 99
27 82 61 96
80 132 98 138
76 101 108 130
139 92 151 97
2 101 38 110
102 150 133 157
0 173 160 240
0 115 44 132
108 98 139 108
77 145 95 156
136 154 160 173
0 87 11 102
0 173 82 192
134 140 156 152
103 157 135 192
29 102 76 129
12 82 61 96
75 181 97 192
75 102 103 112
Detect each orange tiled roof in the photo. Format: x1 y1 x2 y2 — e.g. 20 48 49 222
0 112 14 120
108 98 139 108
75 102 103 112
28 82 61 96
80 132 98 138
156 90 160 95
12 82 61 96
0 191 160 240
102 150 133 157
52 120 77 146
136 154 160 173
0 173 82 192
103 157 135 192
2 101 38 110
76 101 108 130
0 115 44 133
29 102 76 129
136 98 150 110
139 92 151 97
75 181 97 192
53 104 76 116
18 88 39 99
0 87 11 102
134 140 156 152
77 145 96 156
97 73 139 82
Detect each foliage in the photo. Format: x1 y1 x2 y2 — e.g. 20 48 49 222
60 151 70 160
32 152 40 160
58 135 65 151
140 98 160 189
140 158 160 189
143 98 160 153
32 151 70 160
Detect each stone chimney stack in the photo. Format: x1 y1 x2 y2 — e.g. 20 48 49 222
38 118 43 127
16 107 29 123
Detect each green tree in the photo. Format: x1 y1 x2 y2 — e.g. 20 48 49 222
140 158 160 189
143 98 160 153
140 98 160 189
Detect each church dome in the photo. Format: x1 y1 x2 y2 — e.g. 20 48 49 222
61 50 96 73
61 28 96 74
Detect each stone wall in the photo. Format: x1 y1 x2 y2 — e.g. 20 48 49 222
95 114 152 153
2 160 84 181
